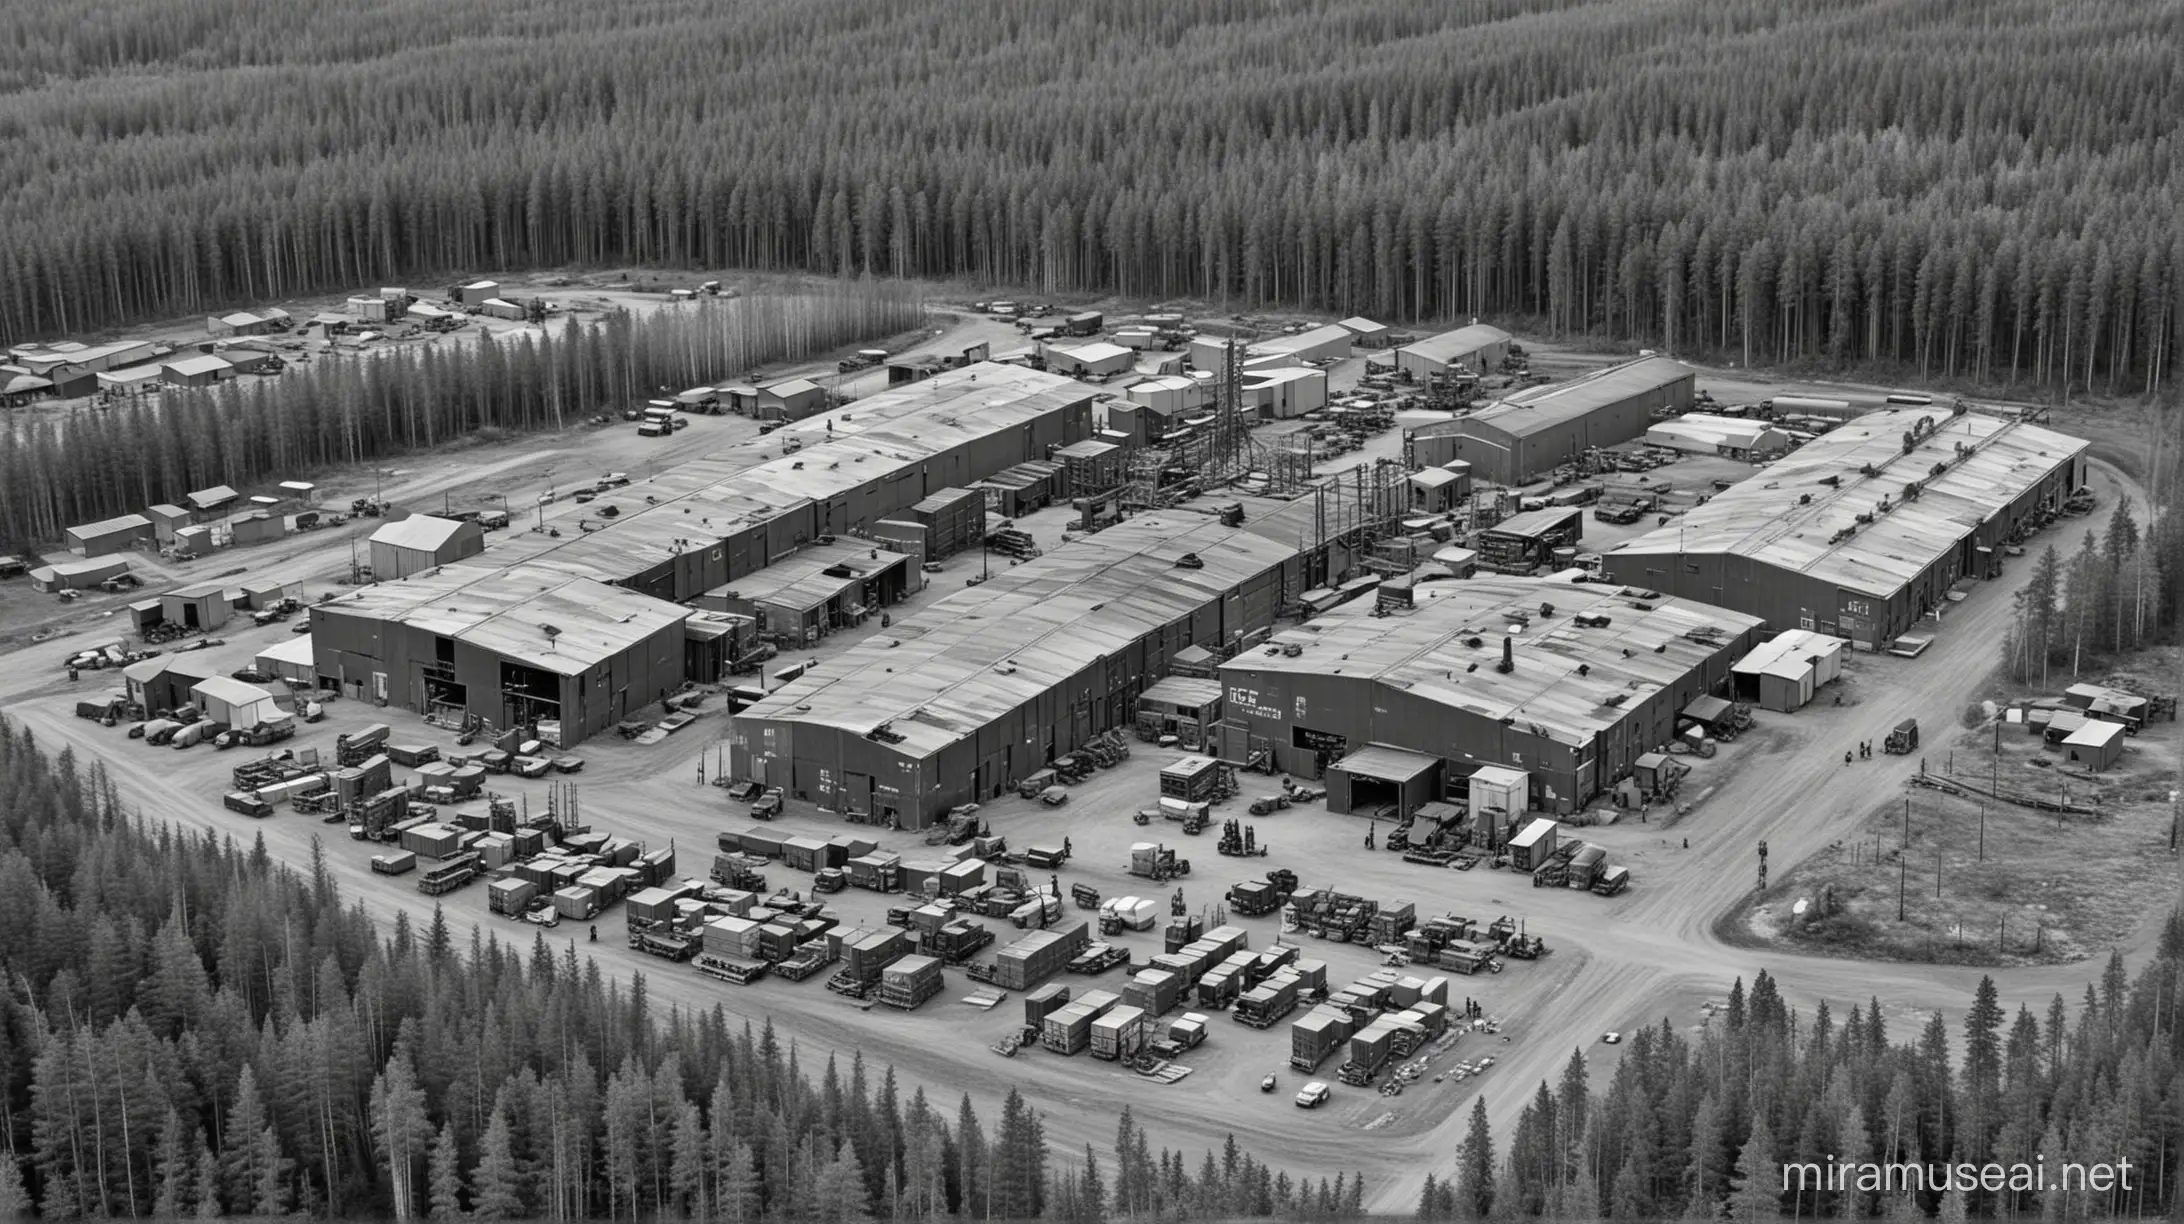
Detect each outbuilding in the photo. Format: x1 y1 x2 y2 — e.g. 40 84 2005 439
187 485 240 517
1338 317 1393 348
1044 342 1135 379
693 541 909 647
1394 325 1512 381
2062 720 2126 771
1476 509 1582 573
1326 744 1443 819
147 504 192 544
1134 676 1226 750
1247 325 1354 366
1507 818 1560 871
123 655 220 714
29 557 128 592
65 514 154 557
190 677 284 729
454 281 501 306
1239 367 1327 420
163 354 234 388
161 582 232 632
256 636 318 688
95 363 169 397
369 515 486 580
1409 469 1463 515
756 378 827 421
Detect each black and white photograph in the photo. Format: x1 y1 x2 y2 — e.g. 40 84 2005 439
0 1 2178 1220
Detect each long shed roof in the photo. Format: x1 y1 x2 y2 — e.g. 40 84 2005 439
1453 356 1693 441
1605 408 2089 596
1222 579 1761 746
738 516 1300 757
1397 325 1511 366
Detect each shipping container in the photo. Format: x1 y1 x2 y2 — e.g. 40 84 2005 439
488 878 540 916
705 916 762 959
1123 968 1183 1017
1291 1011 1349 1071
1089 1005 1147 1061
1041 1004 1095 1054
878 954 945 1010
552 885 601 921
1025 983 1073 1028
1348 1022 1395 1073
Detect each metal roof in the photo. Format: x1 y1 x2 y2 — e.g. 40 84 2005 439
190 677 275 707
337 568 687 675
1338 317 1389 334
1409 469 1458 489
1138 675 1225 710
703 540 906 614
68 513 151 539
762 378 821 397
1397 325 1510 366
369 515 474 553
1222 578 1761 747
1605 409 2089 596
1250 325 1352 356
123 653 218 684
2064 720 2126 747
187 485 239 509
738 515 1301 757
1331 744 1440 782
1483 508 1579 539
165 354 233 378
1646 414 1787 452
1508 818 1558 849
1055 341 1132 364
1458 357 1694 440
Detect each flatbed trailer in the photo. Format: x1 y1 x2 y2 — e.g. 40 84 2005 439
695 953 769 984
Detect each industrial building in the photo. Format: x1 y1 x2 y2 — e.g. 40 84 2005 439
1407 357 1696 485
1728 628 1843 712
10 339 160 394
694 541 910 646
187 485 240 516
1134 677 1225 749
1247 325 1354 365
122 654 220 714
729 514 1312 827
65 513 154 557
1599 408 2090 648
1215 578 1763 817
206 309 290 337
162 582 232 632
454 281 501 306
1476 508 1583 574
309 365 1096 734
255 636 318 687
1393 325 1511 381
369 515 486 580
163 354 235 388
1646 413 1792 459
2062 720 2126 771
310 568 691 744
191 677 284 728
1337 318 1393 348
756 378 826 421
1043 342 1135 379
1239 368 1328 420
29 557 127 592
95 363 169 397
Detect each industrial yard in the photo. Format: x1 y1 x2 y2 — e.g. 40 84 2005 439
0 290 2171 1211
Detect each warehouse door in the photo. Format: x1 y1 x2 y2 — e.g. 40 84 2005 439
843 772 873 819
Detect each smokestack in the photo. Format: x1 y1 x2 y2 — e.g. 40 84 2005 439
1497 636 1515 674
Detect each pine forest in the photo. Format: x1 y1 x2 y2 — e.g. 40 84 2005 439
0 725 1370 1222
0 0 2176 393
0 282 925 544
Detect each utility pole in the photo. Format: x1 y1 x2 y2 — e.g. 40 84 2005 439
1898 856 1907 921
1979 801 1985 861
1903 797 1911 849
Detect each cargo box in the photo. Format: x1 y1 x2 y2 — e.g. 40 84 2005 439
370 850 417 876
553 885 601 921
489 878 540 916
1123 968 1182 1017
705 916 761 958
1041 1004 1094 1054
738 828 787 859
1089 1005 1147 1061
1024 983 1073 1028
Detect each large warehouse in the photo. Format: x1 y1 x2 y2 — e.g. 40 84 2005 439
1216 579 1763 817
729 515 1311 828
1599 407 2089 648
1408 356 1695 484
1394 325 1512 381
440 363 1095 604
310 568 690 745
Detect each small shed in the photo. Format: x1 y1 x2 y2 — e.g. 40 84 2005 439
190 677 284 729
228 510 287 547
123 654 219 714
95 363 168 396
478 298 528 321
256 636 318 688
277 481 316 503
65 514 154 557
241 579 291 610
1507 818 1560 872
1337 317 1393 348
454 281 501 306
1044 342 1135 379
369 515 485 580
1134 677 1224 750
2062 720 2126 771
147 504 192 544
1409 468 1461 514
161 582 232 632
1466 765 1528 848
756 378 826 421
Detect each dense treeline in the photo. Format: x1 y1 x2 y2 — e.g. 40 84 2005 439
1415 946 2184 1220
0 283 922 546
0 724 1365 1220
0 0 2178 393
2002 498 2180 679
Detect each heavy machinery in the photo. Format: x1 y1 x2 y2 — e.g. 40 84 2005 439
1217 819 1268 858
1127 843 1190 881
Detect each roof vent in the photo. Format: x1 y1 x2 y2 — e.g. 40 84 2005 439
1495 637 1515 675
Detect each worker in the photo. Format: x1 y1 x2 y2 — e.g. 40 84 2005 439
589 925 598 943
1682 837 1689 849
1845 750 1853 766
1063 836 1073 858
